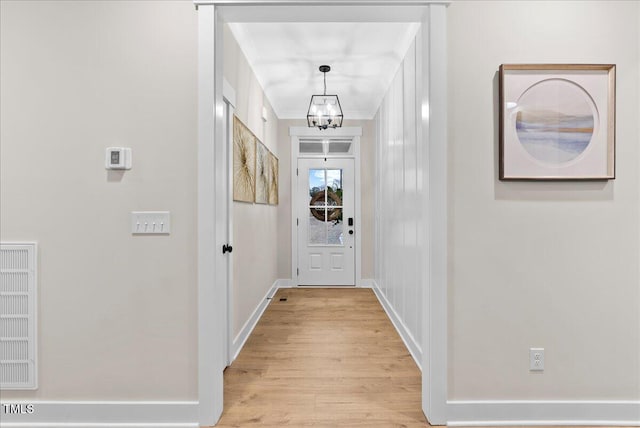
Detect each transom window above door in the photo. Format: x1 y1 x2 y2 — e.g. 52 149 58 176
299 138 353 156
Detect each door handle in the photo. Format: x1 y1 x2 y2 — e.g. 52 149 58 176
222 244 233 254
348 230 354 235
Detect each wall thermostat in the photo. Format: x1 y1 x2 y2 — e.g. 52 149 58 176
106 147 132 170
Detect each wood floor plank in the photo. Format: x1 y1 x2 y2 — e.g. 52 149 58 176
215 288 430 427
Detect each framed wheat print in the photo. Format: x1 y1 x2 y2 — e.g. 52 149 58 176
233 116 256 202
499 64 615 180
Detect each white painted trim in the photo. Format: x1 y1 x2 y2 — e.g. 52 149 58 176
196 5 223 426
354 135 363 287
371 280 422 370
421 5 448 425
446 400 640 426
199 2 450 427
359 278 375 288
230 281 279 362
223 78 236 108
224 94 236 367
448 423 640 427
215 4 449 24
277 278 294 288
290 127 362 287
0 425 196 428
0 401 197 424
290 133 300 284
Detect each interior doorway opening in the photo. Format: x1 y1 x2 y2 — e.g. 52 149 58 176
197 2 449 426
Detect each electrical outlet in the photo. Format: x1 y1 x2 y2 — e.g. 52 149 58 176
529 348 544 371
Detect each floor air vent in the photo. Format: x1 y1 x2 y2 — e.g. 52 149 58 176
0 243 37 389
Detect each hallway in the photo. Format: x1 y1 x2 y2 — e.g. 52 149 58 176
217 288 428 427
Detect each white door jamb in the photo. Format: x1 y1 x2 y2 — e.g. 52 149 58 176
197 4 224 425
223 79 236 367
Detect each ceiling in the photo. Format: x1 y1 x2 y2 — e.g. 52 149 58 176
228 22 420 120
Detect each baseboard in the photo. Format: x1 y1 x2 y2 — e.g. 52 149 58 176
275 279 372 288
231 280 279 362
276 278 294 288
446 400 640 426
0 401 197 426
371 280 422 370
358 278 374 288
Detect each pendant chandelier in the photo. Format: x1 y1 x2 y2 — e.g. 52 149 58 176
307 65 343 130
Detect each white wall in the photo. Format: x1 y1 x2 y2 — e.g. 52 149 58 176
0 1 198 400
276 119 376 281
447 0 640 400
373 37 423 361
223 25 279 339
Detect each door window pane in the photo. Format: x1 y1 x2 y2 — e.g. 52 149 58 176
327 215 344 245
308 210 326 245
307 168 344 246
308 169 326 205
326 169 342 196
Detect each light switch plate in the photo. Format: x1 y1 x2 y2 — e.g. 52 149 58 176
131 211 170 234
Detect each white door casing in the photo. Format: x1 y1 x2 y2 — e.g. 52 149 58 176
289 126 363 287
297 158 355 285
223 79 236 367
197 3 449 427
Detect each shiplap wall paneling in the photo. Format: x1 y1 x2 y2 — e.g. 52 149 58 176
374 39 422 358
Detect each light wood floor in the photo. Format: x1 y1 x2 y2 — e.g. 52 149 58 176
216 287 430 427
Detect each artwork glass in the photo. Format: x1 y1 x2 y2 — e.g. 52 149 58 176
499 64 615 180
233 116 256 202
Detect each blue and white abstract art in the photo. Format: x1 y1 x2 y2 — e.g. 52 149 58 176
515 79 595 165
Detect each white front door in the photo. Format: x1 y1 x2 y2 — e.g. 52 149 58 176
297 158 355 286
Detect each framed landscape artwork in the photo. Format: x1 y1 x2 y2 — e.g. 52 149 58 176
499 64 616 180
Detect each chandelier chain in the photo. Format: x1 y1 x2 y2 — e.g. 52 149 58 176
323 71 327 95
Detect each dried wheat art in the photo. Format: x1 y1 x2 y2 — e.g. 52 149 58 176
233 116 256 202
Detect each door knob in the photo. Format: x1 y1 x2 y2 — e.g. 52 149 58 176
348 230 354 235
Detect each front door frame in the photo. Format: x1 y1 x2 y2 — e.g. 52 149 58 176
290 126 363 287
196 1 449 425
